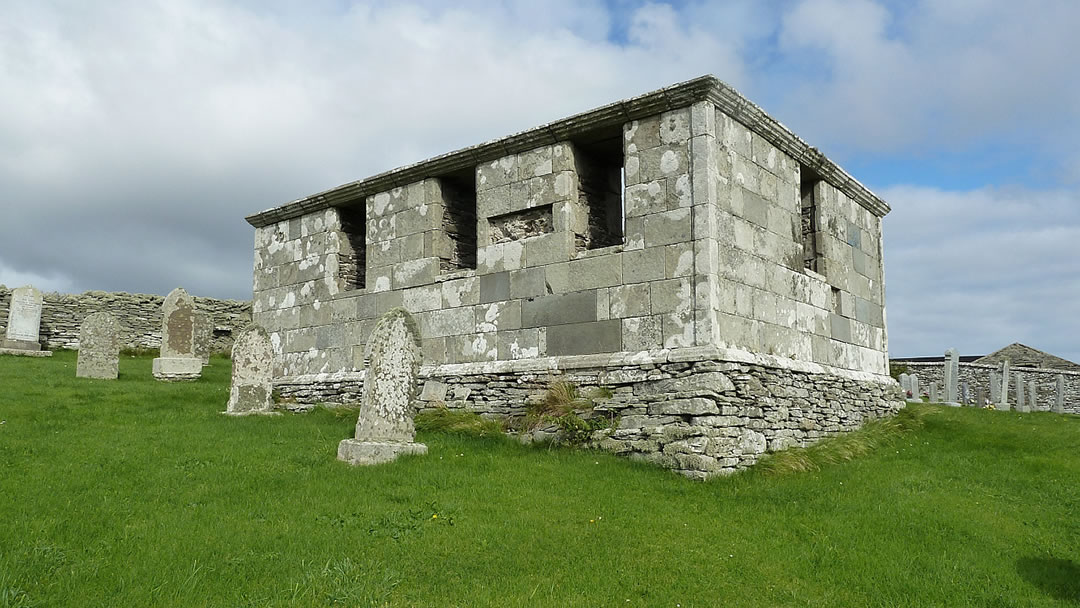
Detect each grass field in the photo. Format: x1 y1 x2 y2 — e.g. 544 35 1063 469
1 351 1078 607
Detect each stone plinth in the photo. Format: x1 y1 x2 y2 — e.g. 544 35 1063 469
337 439 428 465
152 357 203 381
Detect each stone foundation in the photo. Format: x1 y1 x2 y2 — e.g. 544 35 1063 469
277 346 903 478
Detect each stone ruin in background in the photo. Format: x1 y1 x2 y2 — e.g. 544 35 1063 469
245 75 906 478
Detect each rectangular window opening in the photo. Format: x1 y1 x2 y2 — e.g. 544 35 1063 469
573 134 625 250
800 165 822 273
338 204 366 290
437 172 478 271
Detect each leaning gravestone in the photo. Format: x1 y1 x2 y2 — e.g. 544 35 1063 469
338 308 427 465
151 287 202 381
225 325 275 415
76 312 121 379
1053 374 1065 414
194 311 213 366
944 348 960 403
0 286 51 357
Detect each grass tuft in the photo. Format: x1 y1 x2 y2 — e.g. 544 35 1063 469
414 407 506 437
755 404 933 476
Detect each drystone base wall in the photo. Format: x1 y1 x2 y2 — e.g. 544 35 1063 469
276 347 903 478
0 287 252 352
896 361 1079 413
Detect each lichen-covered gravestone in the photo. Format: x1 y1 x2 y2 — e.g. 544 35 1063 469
194 311 213 366
338 308 427 465
76 312 121 379
225 325 275 415
1 285 51 357
151 287 203 381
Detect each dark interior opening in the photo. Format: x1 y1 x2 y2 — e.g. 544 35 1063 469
338 204 366 290
437 170 478 271
572 131 624 250
800 165 822 272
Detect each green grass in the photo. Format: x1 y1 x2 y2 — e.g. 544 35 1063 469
1 351 1079 607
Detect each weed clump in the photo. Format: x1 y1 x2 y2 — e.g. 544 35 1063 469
525 381 616 445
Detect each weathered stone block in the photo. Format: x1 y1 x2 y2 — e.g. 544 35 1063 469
622 247 666 284
568 255 623 291
622 316 663 351
523 231 574 268
521 291 597 328
546 320 622 356
609 284 651 318
647 398 718 416
479 271 511 304
643 208 691 248
509 268 547 299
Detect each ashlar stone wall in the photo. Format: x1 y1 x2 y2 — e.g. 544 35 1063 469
0 286 251 352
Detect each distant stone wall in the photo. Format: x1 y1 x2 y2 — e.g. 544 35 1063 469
0 286 251 352
894 360 1079 413
275 346 903 479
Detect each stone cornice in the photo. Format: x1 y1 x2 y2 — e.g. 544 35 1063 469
246 75 890 228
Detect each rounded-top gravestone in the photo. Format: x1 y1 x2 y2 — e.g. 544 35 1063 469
338 307 427 465
152 287 203 381
76 312 121 379
225 324 275 415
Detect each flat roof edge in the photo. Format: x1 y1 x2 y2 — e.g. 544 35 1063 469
246 75 889 228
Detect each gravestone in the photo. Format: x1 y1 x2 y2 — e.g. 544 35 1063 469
990 372 1001 403
944 348 960 403
0 286 51 357
961 381 971 405
1015 374 1027 412
194 311 213 366
976 386 986 408
338 308 427 465
1028 381 1037 411
929 382 939 403
76 312 121 379
999 360 1010 409
1055 376 1066 413
899 373 911 396
908 374 921 402
151 287 203 381
225 325 275 415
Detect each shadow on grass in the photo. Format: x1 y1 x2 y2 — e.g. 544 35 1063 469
1016 556 1080 603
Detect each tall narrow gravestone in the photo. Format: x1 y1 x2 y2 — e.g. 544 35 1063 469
194 311 213 366
1028 381 1038 411
929 383 940 403
990 372 1001 404
1053 374 1065 414
998 361 1011 411
225 325 275 415
152 287 203 381
1015 374 1027 412
76 312 121 379
1 286 51 357
899 373 910 396
961 381 971 405
976 386 986 408
338 308 427 465
944 348 960 404
909 374 921 402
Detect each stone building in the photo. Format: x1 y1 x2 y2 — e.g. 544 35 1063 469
246 76 903 477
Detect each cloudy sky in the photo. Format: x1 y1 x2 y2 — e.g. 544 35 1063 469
2 0 1078 360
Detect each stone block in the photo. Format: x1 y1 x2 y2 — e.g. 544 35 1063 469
648 398 719 416
665 242 694 278
509 268 548 299
523 231 574 267
152 357 202 381
419 380 449 402
337 440 428 465
545 320 622 356
625 181 667 218
662 312 694 348
479 271 511 304
622 316 663 351
418 307 474 338
498 329 542 360
477 241 525 274
609 284 651 318
568 255 623 291
521 291 597 328
643 208 691 248
475 301 521 333
622 247 666 284
477 156 518 191
650 278 692 315
441 277 479 308
392 258 439 290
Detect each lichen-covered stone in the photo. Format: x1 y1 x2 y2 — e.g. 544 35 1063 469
226 325 275 415
76 312 121 379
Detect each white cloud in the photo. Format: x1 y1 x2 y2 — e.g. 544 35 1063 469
882 184 1080 362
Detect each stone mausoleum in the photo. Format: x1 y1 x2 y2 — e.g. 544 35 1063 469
246 76 903 478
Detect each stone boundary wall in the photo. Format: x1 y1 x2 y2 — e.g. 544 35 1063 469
895 361 1079 413
0 286 252 352
276 346 903 478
